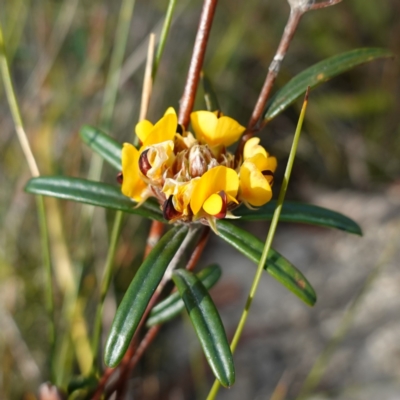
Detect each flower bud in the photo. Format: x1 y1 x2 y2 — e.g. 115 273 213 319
138 149 152 176
116 172 123 184
163 195 181 221
189 145 208 178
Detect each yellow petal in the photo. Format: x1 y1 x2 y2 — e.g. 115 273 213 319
190 166 239 215
146 140 175 181
239 160 272 206
164 107 177 116
203 193 223 216
191 111 245 147
247 153 277 174
143 112 177 147
190 111 218 145
121 143 148 202
243 137 268 159
214 116 245 147
135 120 154 143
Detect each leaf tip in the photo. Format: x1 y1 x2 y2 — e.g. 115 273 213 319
104 333 127 368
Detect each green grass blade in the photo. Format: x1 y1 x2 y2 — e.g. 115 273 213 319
234 201 362 235
146 264 222 327
25 176 164 222
216 221 316 306
264 48 393 121
201 72 220 112
105 225 189 367
80 125 122 171
172 269 235 388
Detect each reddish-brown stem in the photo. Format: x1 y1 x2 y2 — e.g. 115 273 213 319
186 227 210 272
248 8 303 131
311 0 342 10
178 0 218 128
235 8 304 163
144 220 165 258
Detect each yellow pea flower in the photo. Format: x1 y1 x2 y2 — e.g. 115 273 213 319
190 166 239 216
190 111 245 147
144 140 175 183
136 107 178 147
239 148 277 207
121 143 148 202
163 177 199 217
243 137 268 159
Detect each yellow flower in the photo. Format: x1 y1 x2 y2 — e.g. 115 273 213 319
163 178 199 217
190 111 245 147
144 140 175 183
190 166 239 216
239 138 277 207
136 107 177 148
120 107 276 224
121 143 148 202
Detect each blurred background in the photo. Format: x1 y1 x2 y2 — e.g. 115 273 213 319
0 0 399 399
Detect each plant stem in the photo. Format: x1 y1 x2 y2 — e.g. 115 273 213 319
0 22 56 380
91 210 124 368
247 8 303 131
88 0 137 371
185 227 210 272
99 0 136 131
178 0 219 128
310 0 342 10
152 0 178 81
207 89 310 400
86 0 136 187
235 7 303 163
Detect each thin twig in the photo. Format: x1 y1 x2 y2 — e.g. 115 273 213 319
186 227 210 272
152 0 178 81
248 8 303 131
144 221 165 258
235 8 304 163
139 33 155 122
310 0 342 10
178 0 218 128
0 22 57 379
236 0 342 162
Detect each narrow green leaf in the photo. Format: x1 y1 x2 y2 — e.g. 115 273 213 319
216 220 316 306
25 176 164 222
234 201 362 235
172 269 235 388
264 48 393 121
201 72 220 112
104 225 189 367
80 125 122 170
146 264 222 327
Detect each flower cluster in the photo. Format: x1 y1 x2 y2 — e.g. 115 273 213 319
120 108 276 230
